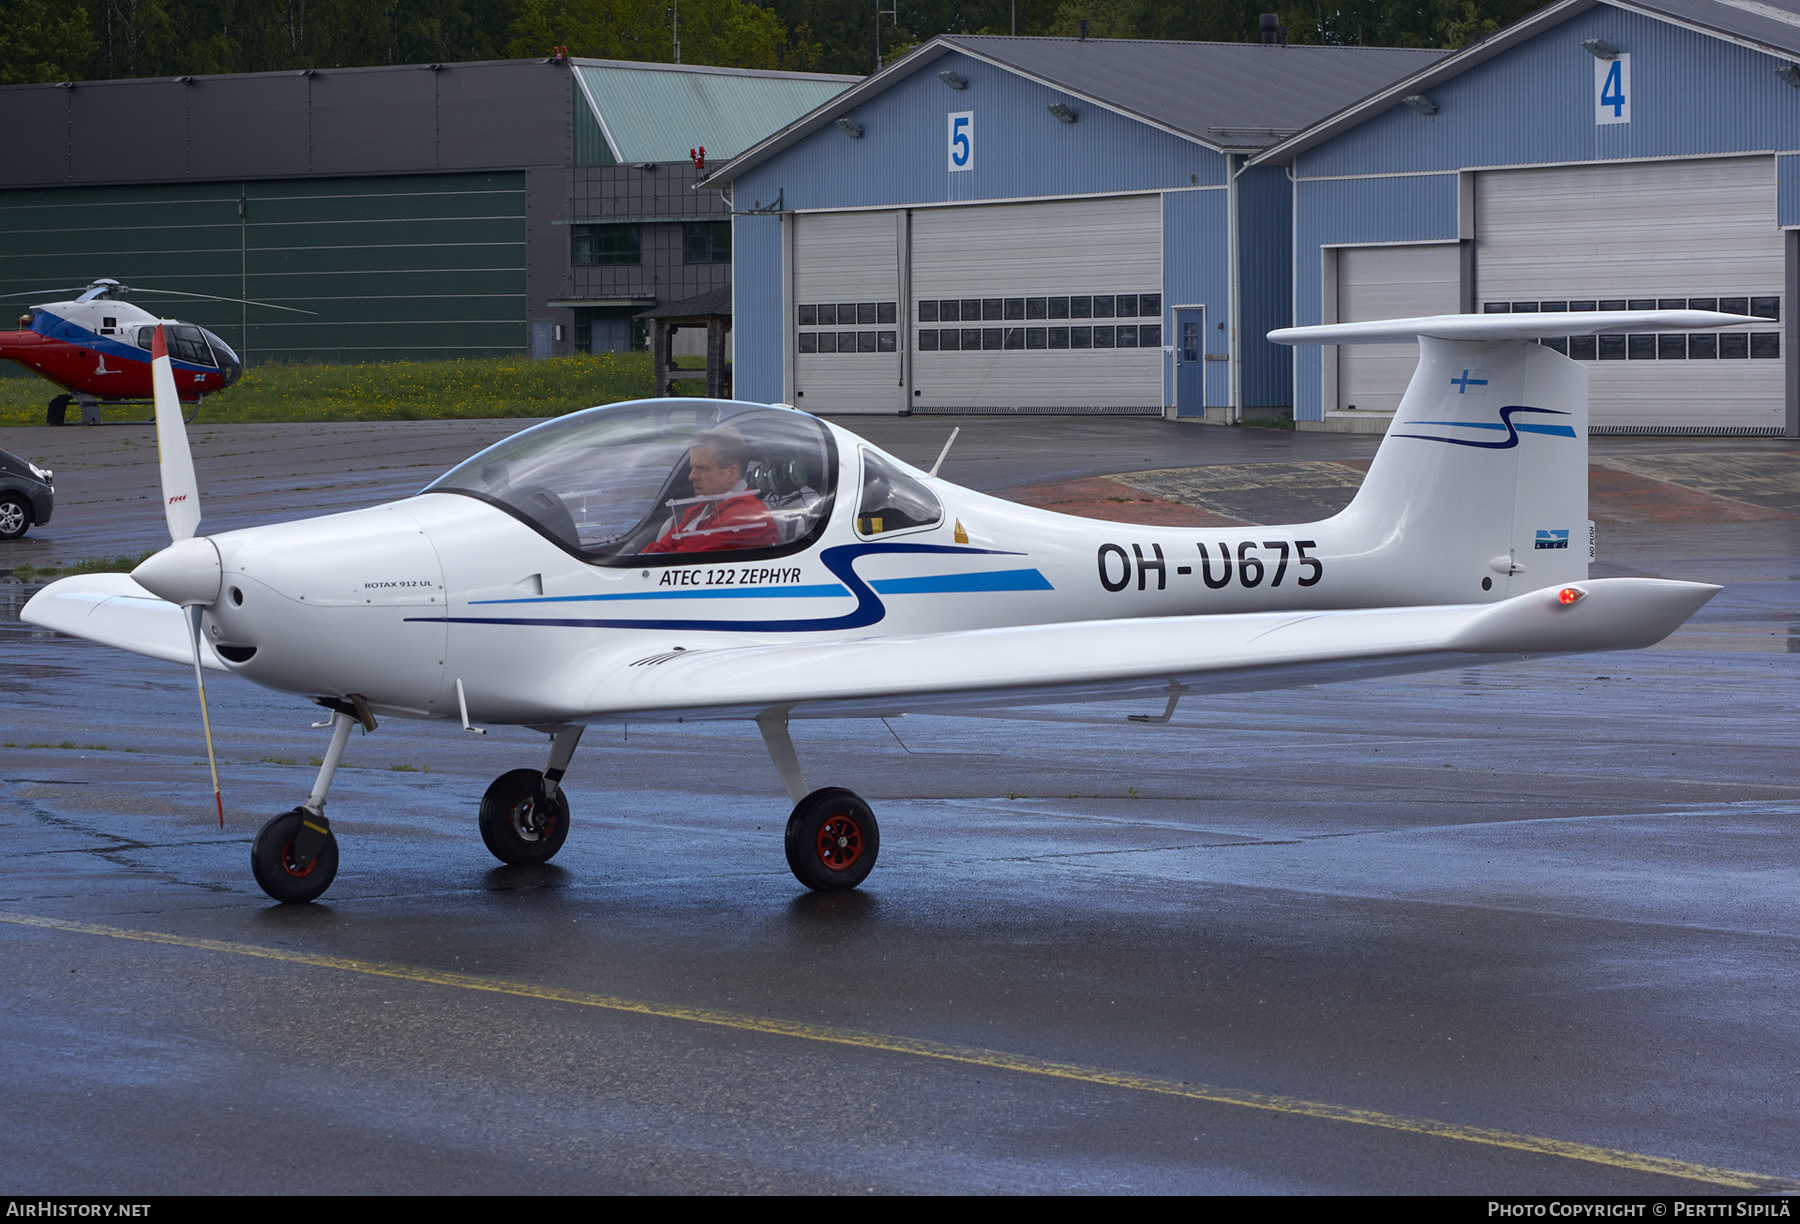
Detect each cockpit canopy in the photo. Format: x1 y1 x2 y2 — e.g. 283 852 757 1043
424 400 837 564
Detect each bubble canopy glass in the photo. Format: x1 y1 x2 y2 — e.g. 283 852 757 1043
424 400 838 565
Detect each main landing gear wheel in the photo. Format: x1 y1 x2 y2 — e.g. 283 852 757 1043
784 788 879 892
251 809 339 904
46 394 70 427
479 768 570 865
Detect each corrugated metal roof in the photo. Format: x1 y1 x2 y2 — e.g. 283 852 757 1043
1250 0 1800 165
942 35 1447 149
573 61 859 163
703 35 1449 187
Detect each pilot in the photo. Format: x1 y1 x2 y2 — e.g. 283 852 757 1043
641 427 780 554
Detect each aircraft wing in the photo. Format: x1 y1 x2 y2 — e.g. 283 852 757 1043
20 572 227 671
585 578 1718 722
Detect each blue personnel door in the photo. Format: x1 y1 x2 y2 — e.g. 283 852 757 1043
1175 307 1206 416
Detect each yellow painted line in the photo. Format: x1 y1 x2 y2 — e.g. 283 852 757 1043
3 910 1791 1192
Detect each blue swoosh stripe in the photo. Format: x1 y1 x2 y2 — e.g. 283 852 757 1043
871 568 1052 594
472 583 851 605
1396 405 1575 449
417 543 1025 633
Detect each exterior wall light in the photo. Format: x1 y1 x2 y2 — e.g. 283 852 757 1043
1403 95 1439 115
1581 38 1619 59
1777 63 1800 87
1046 102 1078 123
937 70 967 89
836 118 864 138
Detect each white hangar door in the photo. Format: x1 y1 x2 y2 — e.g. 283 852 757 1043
791 210 905 414
1334 243 1460 417
910 196 1163 412
1477 157 1784 433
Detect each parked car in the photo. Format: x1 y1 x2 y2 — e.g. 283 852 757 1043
0 447 54 539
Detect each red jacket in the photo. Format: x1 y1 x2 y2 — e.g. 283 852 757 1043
641 491 780 554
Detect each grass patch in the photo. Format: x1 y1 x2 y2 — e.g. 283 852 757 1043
0 353 661 426
9 548 159 583
1238 411 1296 431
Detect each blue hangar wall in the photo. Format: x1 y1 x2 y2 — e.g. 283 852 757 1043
1284 2 1800 435
728 48 1292 415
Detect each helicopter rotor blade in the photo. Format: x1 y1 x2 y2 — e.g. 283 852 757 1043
128 286 318 315
0 287 87 301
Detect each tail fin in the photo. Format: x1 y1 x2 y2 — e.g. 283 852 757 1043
1270 310 1757 602
1342 334 1588 599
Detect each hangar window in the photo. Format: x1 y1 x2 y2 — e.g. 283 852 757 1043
1568 336 1598 360
1688 334 1717 359
1752 332 1781 358
1598 335 1626 360
1093 296 1115 319
1721 334 1749 358
1658 334 1686 359
573 224 640 266
1752 297 1780 321
919 300 938 322
1627 335 1656 359
683 221 731 264
1720 297 1749 315
1070 296 1092 319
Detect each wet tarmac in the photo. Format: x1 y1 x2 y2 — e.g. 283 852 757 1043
2 415 1798 1194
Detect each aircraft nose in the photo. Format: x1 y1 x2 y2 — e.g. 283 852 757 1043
218 353 242 389
133 536 222 607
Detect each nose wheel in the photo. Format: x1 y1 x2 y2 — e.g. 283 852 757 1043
784 788 879 891
479 768 571 865
251 808 339 903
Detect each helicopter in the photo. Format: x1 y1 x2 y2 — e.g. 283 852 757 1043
0 278 309 425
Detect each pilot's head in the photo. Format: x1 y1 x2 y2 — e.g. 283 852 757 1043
688 428 749 497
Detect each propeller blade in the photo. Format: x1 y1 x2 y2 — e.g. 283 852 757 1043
188 607 225 828
151 325 202 541
129 286 318 315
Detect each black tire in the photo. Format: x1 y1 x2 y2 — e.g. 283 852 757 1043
478 768 570 865
250 809 339 904
784 788 879 892
46 395 70 427
0 494 29 540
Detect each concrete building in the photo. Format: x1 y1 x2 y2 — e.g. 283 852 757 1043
1251 0 1800 437
704 34 1442 418
0 57 854 368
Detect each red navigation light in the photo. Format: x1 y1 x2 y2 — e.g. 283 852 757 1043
1557 587 1585 605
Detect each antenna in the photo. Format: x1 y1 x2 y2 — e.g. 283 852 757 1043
875 0 897 70
672 0 681 64
928 426 960 478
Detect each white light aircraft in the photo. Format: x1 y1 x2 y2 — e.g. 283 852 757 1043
23 312 1743 903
